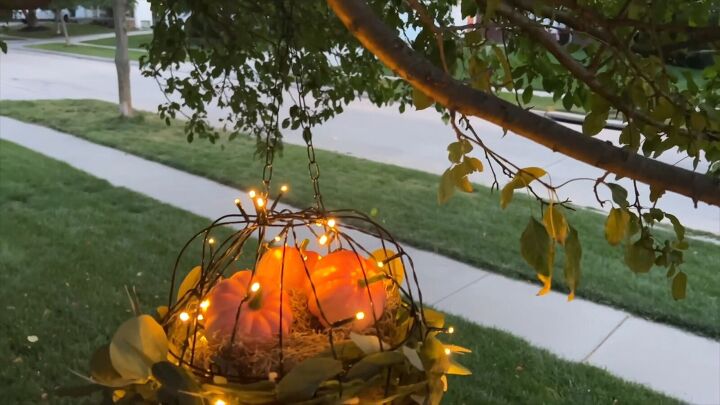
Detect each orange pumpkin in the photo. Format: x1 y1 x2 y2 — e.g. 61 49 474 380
307 250 387 331
255 247 318 291
204 271 292 344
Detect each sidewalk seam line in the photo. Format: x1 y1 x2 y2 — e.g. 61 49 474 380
581 314 630 363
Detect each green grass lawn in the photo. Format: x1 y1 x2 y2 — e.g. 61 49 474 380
0 22 112 39
27 43 146 61
0 140 677 404
1 99 719 339
82 33 153 49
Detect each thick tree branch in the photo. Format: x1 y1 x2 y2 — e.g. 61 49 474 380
326 0 720 206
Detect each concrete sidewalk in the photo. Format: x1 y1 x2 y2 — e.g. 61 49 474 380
1 117 717 404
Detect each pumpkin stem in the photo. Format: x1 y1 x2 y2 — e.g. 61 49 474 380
357 274 386 288
248 289 264 310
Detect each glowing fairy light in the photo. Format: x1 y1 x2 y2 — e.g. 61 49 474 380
234 198 240 205
197 314 204 321
214 399 227 405
200 300 210 311
355 311 366 320
318 234 329 245
327 218 336 228
274 236 281 242
248 190 256 198
280 185 288 192
377 261 385 268
447 326 455 334
179 312 190 322
444 348 451 355
256 197 265 208
208 238 216 245
250 282 261 293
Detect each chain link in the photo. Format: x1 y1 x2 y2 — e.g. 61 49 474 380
303 127 324 210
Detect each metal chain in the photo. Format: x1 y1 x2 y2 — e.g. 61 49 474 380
303 126 325 210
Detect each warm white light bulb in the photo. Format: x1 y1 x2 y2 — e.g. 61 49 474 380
377 261 384 268
318 234 328 245
179 312 190 322
197 314 204 321
250 282 261 292
214 400 227 405
444 348 451 355
200 300 210 311
256 197 265 208
327 218 336 228
355 311 365 320
249 190 256 198
447 326 455 334
274 236 281 242
281 185 288 192
234 198 240 205
208 238 216 245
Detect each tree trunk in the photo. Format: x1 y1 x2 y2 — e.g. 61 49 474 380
55 9 60 34
112 0 133 118
58 10 69 45
23 9 38 28
325 0 720 206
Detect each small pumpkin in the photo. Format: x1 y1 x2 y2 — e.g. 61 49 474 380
204 271 292 345
307 250 387 331
256 247 318 291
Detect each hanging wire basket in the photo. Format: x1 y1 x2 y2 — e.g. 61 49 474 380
74 187 469 404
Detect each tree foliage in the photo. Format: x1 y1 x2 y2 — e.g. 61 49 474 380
142 0 719 300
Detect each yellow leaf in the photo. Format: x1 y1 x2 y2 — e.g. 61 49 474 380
109 315 168 381
177 265 201 302
605 208 630 246
457 176 473 192
500 167 547 209
371 248 405 285
446 360 472 376
536 273 552 296
444 344 472 354
543 203 569 245
412 87 433 110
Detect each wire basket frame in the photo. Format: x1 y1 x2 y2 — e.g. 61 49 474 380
162 190 430 384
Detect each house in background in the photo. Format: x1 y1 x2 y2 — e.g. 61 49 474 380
34 0 152 30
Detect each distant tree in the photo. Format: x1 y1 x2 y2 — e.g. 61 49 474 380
112 0 133 117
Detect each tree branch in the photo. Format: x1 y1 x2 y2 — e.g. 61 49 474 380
326 0 720 206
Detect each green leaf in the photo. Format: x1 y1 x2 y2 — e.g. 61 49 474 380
543 203 568 245
421 307 445 329
606 183 629 207
665 213 685 241
460 0 478 18
500 167 547 209
447 359 472 376
412 87 433 110
468 56 491 91
672 272 687 300
345 351 405 381
582 111 607 136
276 357 343 402
152 362 203 405
492 46 513 89
689 112 707 131
438 169 455 205
522 86 534 104
0 40 7 54
605 208 630 246
624 237 655 273
563 226 582 301
109 315 169 381
520 217 552 279
649 185 665 203
89 344 125 386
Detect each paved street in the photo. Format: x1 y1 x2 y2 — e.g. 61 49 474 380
1 46 718 235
